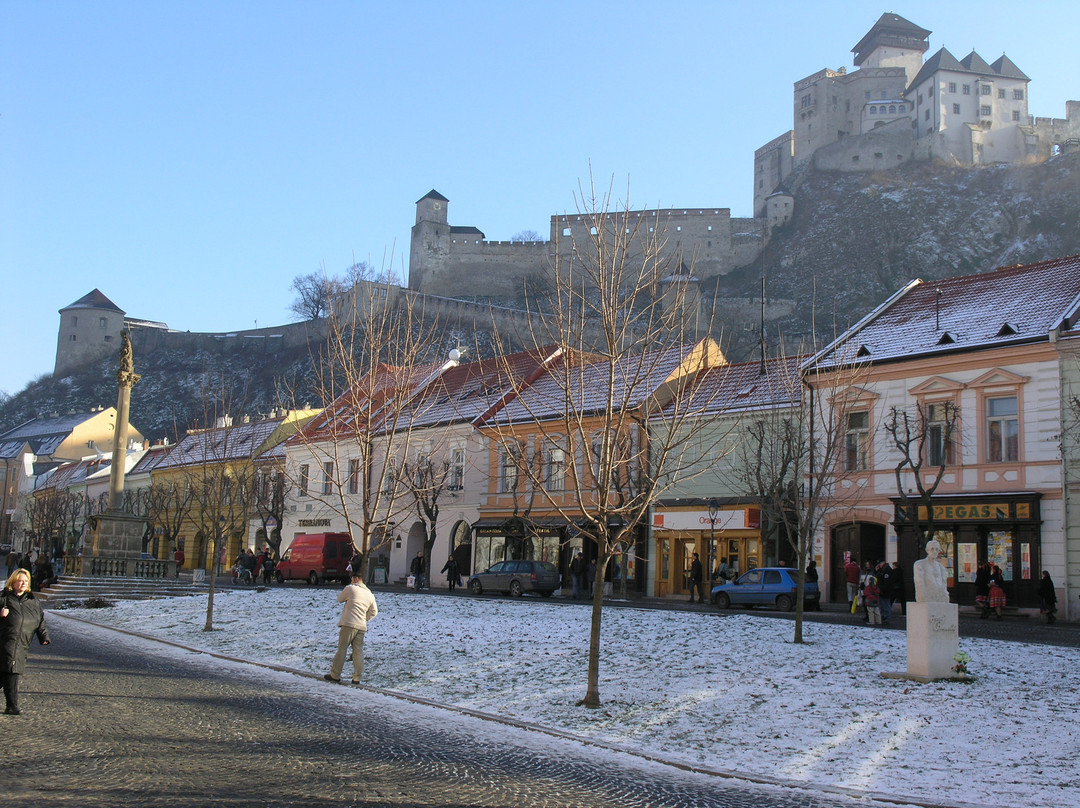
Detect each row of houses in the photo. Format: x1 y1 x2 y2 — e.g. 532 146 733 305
7 255 1080 619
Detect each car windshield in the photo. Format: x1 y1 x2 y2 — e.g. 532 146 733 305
534 562 558 573
739 569 763 585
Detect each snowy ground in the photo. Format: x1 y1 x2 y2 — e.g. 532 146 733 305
70 589 1078 808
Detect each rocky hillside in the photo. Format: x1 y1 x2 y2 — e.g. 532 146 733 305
716 150 1080 356
3 152 1078 439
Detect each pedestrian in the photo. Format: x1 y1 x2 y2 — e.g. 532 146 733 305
1038 570 1058 624
715 557 731 583
974 561 991 618
804 559 818 583
53 547 65 578
31 555 55 592
569 551 585 599
324 570 378 685
261 552 276 585
875 561 894 625
174 546 185 577
863 573 882 625
860 561 876 622
410 551 425 590
688 552 704 603
890 561 907 616
844 556 860 610
440 555 459 593
0 569 50 714
988 574 1006 620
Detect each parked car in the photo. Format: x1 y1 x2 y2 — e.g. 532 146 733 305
710 567 819 611
275 532 355 585
468 560 561 597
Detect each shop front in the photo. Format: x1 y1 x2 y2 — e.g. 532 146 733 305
892 493 1042 609
652 503 762 598
471 517 564 575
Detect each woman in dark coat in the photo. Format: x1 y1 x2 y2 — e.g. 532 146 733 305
0 568 50 714
1038 571 1058 624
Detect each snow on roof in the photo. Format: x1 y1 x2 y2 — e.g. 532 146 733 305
810 255 1080 370
656 354 805 418
156 417 285 470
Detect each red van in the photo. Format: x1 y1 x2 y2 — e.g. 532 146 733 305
275 532 355 585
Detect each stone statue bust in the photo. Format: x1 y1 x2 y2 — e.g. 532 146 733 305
913 539 950 602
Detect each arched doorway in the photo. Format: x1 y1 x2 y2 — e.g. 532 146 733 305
829 522 886 603
451 521 472 576
403 521 427 582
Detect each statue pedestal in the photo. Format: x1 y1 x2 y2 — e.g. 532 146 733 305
905 602 960 680
89 512 147 559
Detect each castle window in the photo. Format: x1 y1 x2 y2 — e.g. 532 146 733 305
1012 110 1020 121
927 86 933 97
1013 89 1024 100
676 226 681 232
889 105 896 114
981 85 991 95
874 152 883 159
864 91 871 100
851 155 860 163
981 105 992 116
997 88 1006 99
948 82 957 93
707 226 712 231
925 109 930 121
963 84 971 95
800 94 811 108
870 106 877 114
953 104 961 115
99 317 107 328
72 316 78 327
69 335 77 342
880 90 887 99
899 104 906 112
917 92 923 103
589 226 597 235
562 228 570 237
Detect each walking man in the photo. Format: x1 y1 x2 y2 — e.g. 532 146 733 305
569 551 585 599
688 552 704 603
325 570 378 685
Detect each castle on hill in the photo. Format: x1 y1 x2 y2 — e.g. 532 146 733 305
54 13 1080 379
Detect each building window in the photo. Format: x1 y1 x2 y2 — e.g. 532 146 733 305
888 105 896 114
997 88 1006 99
981 85 991 96
1012 110 1021 121
981 105 992 117
987 397 1018 462
70 335 77 342
948 82 957 93
864 91 871 100
499 444 522 493
546 446 566 491
845 411 870 471
800 94 811 109
926 402 957 466
347 459 360 495
925 109 931 121
1013 89 1025 100
881 90 887 99
898 104 906 112
870 106 877 114
99 317 108 328
321 461 333 494
449 448 464 491
298 464 309 496
953 103 961 115
963 84 971 95
927 86 933 97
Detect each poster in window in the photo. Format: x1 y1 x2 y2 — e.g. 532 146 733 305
1021 542 1031 580
988 531 1013 581
958 543 978 583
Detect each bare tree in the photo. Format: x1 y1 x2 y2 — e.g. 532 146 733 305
147 480 192 562
884 401 959 550
283 277 445 578
289 270 341 321
479 176 730 707
252 467 289 557
397 455 452 584
511 230 544 243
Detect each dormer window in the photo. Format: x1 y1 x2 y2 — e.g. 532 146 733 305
996 323 1019 337
856 345 871 358
937 332 957 345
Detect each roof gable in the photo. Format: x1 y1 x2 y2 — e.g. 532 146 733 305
991 54 1029 81
60 288 124 314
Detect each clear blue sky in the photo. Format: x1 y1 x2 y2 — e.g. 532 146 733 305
3 1 1079 395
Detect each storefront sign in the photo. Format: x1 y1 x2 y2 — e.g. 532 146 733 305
653 509 753 532
910 502 1031 522
297 518 332 528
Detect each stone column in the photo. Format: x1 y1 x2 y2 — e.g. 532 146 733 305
107 331 141 512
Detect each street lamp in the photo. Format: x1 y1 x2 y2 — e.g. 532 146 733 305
707 498 719 589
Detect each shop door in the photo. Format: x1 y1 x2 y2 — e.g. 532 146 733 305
676 538 697 597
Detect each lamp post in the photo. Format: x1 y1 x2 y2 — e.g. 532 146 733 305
707 498 719 590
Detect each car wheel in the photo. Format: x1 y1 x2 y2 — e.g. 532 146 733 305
469 579 483 595
776 594 794 611
275 571 284 584
509 580 523 597
308 571 319 586
714 592 730 609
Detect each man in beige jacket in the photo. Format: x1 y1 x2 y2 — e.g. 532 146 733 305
324 572 378 684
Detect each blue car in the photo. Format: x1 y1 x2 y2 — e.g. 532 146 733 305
710 567 819 611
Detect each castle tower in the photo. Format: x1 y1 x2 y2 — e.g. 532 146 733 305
54 289 125 378
851 13 930 81
409 189 451 290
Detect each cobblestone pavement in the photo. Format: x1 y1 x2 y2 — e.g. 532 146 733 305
7 618 914 808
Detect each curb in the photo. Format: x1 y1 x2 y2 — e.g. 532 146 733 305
51 610 998 808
